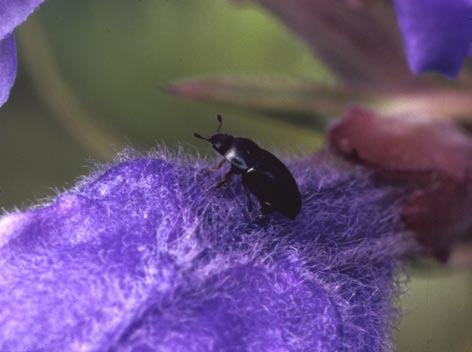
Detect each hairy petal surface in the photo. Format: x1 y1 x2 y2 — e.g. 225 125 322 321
0 35 17 108
0 0 46 40
0 150 412 351
394 0 472 76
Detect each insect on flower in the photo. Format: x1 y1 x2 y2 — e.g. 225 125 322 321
194 114 302 219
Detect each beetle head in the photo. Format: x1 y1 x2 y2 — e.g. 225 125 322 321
193 114 234 155
210 133 234 155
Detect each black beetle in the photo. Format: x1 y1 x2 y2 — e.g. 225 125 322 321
194 114 301 219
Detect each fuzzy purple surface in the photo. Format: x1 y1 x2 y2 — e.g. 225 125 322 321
0 35 17 107
0 0 45 108
0 0 45 40
0 150 411 351
394 0 472 77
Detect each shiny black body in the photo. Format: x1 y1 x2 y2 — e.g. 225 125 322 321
194 114 301 219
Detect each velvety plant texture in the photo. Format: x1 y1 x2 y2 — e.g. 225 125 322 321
0 149 413 351
393 0 472 76
0 0 45 106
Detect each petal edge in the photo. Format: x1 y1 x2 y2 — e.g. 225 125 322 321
0 0 46 40
0 35 17 108
394 0 472 77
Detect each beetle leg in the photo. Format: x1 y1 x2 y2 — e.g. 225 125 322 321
259 201 273 215
241 180 253 213
211 158 226 171
211 168 235 190
245 192 253 213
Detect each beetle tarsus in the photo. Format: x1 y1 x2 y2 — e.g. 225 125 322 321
259 201 273 215
210 168 234 191
242 182 254 213
210 159 226 171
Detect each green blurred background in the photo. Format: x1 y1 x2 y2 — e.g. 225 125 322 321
0 1 470 350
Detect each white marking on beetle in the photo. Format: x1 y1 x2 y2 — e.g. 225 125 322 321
225 147 247 169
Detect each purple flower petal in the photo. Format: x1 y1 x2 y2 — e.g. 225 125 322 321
0 0 45 40
394 0 472 77
0 151 413 351
0 35 17 108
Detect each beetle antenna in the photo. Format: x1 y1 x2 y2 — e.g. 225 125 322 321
193 132 209 141
216 114 223 132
